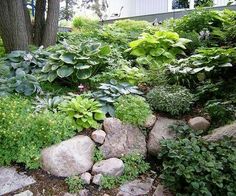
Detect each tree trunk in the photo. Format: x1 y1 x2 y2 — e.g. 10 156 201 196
0 0 14 52
7 0 29 51
42 0 60 47
23 0 33 45
34 0 46 46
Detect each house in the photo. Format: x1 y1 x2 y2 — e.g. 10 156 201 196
106 0 235 19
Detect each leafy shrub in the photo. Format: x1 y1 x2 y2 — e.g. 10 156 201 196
114 95 151 126
90 64 146 86
101 154 150 189
59 96 105 132
0 38 5 57
0 96 76 168
195 0 214 7
205 100 235 127
167 47 236 88
92 80 143 116
159 135 236 195
147 85 194 116
42 40 111 82
127 31 191 67
65 176 84 193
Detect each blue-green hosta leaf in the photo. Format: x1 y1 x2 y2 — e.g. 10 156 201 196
59 53 76 64
47 72 57 82
74 63 91 70
76 69 93 80
57 66 74 78
42 64 52 73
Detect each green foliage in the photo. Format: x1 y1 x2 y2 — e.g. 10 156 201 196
92 80 143 116
159 134 236 195
174 9 223 34
65 176 84 193
90 64 146 86
205 100 235 127
0 49 49 96
127 31 191 67
195 0 214 7
114 95 151 126
42 40 111 83
167 47 236 88
59 96 105 131
0 96 76 168
93 147 104 163
73 16 99 32
101 154 150 189
0 38 5 57
147 85 194 116
33 95 64 113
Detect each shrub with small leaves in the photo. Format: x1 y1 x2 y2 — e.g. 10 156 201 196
59 96 105 132
114 95 151 126
65 176 84 193
0 96 76 168
147 85 194 116
93 148 104 163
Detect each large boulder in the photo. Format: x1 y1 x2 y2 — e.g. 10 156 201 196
117 178 154 196
188 117 210 131
100 118 147 159
41 135 95 177
147 117 178 155
203 122 236 141
92 158 124 177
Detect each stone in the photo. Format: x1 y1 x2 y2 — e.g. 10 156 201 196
103 194 110 196
63 193 77 196
144 114 157 128
92 158 124 177
0 167 36 195
14 190 33 196
92 174 103 185
91 130 106 144
117 178 154 196
41 135 95 177
100 118 147 159
153 185 173 196
203 121 236 141
80 172 92 185
79 189 91 196
147 117 178 155
188 117 210 131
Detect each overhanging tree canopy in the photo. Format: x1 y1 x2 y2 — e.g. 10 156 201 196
0 0 60 52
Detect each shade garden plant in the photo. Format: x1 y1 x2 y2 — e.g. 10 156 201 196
0 8 236 195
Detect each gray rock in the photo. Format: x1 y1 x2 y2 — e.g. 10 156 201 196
144 114 157 128
92 158 124 177
0 167 35 195
153 185 173 196
79 189 91 196
203 121 236 141
188 117 210 131
91 130 106 144
100 118 147 158
117 178 154 196
80 172 92 185
41 135 95 177
14 190 33 196
63 193 77 196
92 174 103 185
147 117 178 155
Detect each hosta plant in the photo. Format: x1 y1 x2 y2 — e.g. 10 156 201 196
167 47 236 88
147 85 194 116
59 96 105 131
42 40 111 82
127 31 191 67
33 95 64 113
92 80 143 116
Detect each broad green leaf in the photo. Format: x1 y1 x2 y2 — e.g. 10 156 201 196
57 66 74 78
